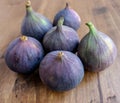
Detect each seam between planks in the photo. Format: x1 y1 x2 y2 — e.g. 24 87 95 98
97 73 103 103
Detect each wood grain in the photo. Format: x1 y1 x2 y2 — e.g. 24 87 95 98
0 0 120 103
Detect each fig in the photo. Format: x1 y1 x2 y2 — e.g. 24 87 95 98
77 22 117 72
43 17 80 53
53 3 81 31
39 51 84 91
21 0 52 41
5 36 44 74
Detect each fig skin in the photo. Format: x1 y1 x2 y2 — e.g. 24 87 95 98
21 0 52 42
43 17 80 53
39 51 84 91
53 3 81 31
77 22 117 72
5 36 44 74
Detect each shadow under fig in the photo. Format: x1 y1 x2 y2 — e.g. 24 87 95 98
12 68 43 94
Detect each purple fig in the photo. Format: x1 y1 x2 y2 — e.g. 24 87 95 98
77 22 117 72
43 17 80 53
5 36 44 74
21 0 52 41
53 3 81 31
39 51 84 91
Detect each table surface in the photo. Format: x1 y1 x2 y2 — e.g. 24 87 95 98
0 0 120 103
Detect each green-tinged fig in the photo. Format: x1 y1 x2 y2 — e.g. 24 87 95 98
5 35 44 74
77 22 117 72
43 17 80 53
21 0 52 41
39 51 84 91
53 3 81 31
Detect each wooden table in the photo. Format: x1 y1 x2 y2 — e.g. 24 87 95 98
0 0 120 103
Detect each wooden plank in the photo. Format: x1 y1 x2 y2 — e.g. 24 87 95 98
0 0 120 103
91 0 120 103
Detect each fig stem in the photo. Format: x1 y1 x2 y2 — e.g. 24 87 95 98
65 3 69 8
57 52 64 60
86 22 97 35
26 0 31 7
56 17 64 31
26 0 33 15
20 36 28 41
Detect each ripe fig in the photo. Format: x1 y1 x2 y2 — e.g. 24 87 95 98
43 17 80 53
39 51 84 91
77 22 117 72
21 0 52 41
53 3 81 31
5 36 44 74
